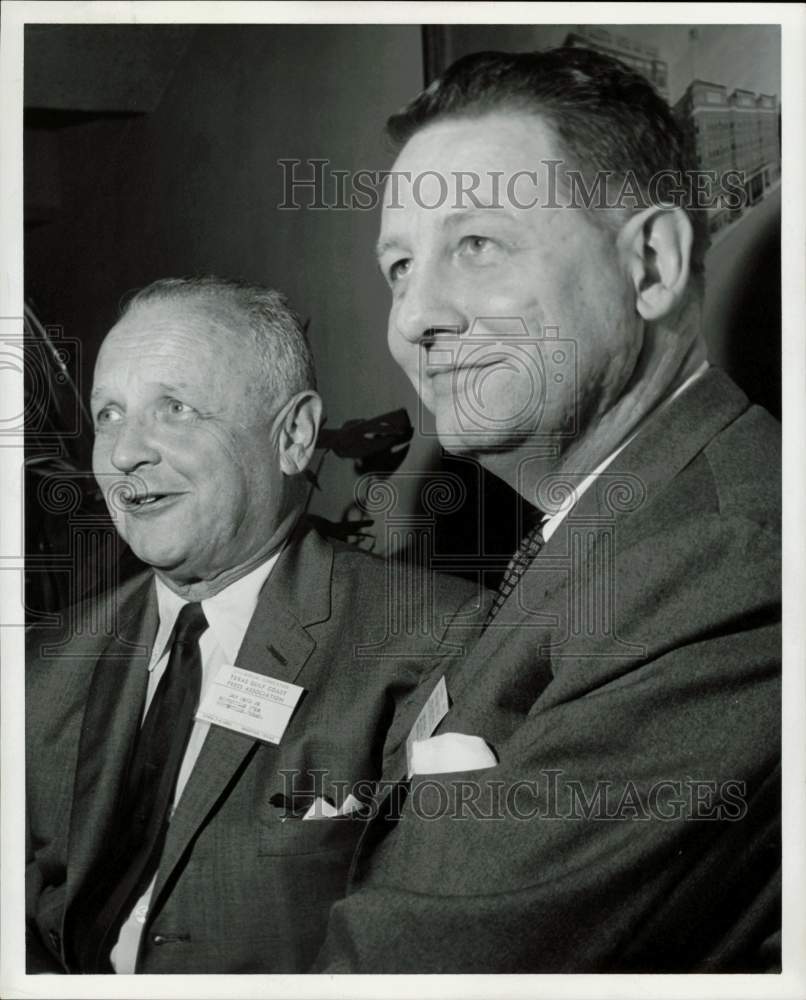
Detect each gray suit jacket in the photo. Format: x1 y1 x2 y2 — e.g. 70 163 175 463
317 368 781 973
26 521 481 973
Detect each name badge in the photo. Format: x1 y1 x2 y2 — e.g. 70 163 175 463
196 664 304 744
406 674 449 778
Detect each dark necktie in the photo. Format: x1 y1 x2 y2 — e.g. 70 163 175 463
68 601 208 972
484 517 545 627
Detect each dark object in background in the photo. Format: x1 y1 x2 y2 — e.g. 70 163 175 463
316 408 412 471
24 303 146 620
720 207 781 420
309 409 414 550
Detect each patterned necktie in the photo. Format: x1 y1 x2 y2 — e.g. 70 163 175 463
484 517 546 626
69 601 208 972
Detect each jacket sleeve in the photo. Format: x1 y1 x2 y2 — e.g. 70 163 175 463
316 516 781 973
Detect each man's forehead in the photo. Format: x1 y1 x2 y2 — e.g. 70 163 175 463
391 111 557 174
94 299 259 389
92 339 212 398
103 296 254 358
380 110 563 222
111 295 240 338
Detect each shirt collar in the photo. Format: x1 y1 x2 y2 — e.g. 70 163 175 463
148 553 280 670
541 361 710 542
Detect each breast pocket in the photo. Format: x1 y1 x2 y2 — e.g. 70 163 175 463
258 811 366 857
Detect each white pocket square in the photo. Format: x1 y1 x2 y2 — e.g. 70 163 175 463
302 793 362 820
409 732 498 776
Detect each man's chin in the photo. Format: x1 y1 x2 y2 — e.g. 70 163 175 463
434 416 521 458
123 535 188 575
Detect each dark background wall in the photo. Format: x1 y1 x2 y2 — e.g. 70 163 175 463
25 23 429 542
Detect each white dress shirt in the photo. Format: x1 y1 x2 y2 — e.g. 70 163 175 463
111 553 279 973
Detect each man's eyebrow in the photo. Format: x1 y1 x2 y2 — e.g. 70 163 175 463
375 237 403 259
376 207 518 259
90 380 193 400
441 207 518 227
156 381 192 393
375 207 516 254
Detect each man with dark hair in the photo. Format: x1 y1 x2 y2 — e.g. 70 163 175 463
316 48 781 973
26 276 479 973
386 47 710 287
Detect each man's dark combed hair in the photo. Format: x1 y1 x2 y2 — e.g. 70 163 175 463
387 47 708 281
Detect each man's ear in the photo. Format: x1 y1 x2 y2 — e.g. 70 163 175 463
618 205 693 321
276 391 323 476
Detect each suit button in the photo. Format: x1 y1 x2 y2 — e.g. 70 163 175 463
48 930 60 948
152 934 168 945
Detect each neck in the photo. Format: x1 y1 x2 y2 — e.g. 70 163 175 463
481 327 707 507
154 507 302 601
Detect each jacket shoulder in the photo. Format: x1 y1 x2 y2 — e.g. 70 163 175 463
702 404 780 530
328 536 481 614
26 568 154 668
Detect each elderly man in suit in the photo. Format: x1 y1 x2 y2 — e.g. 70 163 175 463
316 47 781 972
26 276 479 974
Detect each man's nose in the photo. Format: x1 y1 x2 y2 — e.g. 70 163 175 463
109 417 160 473
393 268 468 346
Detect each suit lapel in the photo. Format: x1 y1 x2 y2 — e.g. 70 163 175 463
352 369 756 887
375 507 575 785
151 525 333 903
392 369 752 758
352 370 755 886
64 573 158 909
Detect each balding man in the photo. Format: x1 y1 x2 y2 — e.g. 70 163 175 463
26 276 479 974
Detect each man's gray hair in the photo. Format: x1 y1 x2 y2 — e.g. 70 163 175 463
122 275 317 402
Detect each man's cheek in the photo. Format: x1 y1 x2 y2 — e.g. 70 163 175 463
91 449 117 514
91 439 109 476
387 336 409 376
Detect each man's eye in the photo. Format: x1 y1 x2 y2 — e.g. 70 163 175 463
461 235 493 254
166 399 193 416
95 407 122 426
388 258 412 283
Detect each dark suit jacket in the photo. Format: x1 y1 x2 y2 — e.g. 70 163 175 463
26 521 480 973
317 368 782 973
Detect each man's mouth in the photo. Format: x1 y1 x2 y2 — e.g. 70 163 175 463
122 492 183 514
424 359 507 379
